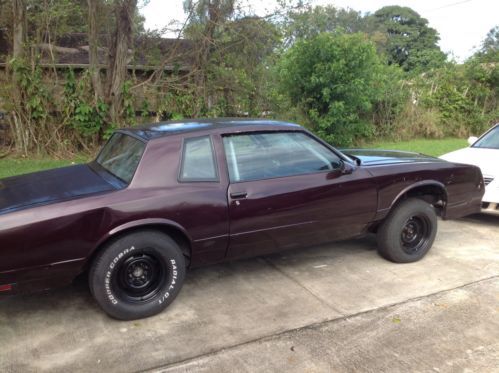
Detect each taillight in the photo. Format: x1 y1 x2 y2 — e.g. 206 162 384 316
0 284 13 292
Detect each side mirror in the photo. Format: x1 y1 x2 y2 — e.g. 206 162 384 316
467 136 478 146
340 161 355 175
327 162 355 180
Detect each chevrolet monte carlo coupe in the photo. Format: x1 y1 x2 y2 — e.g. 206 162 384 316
0 119 484 320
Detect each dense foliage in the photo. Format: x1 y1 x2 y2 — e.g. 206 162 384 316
279 33 383 145
370 6 446 72
0 1 497 154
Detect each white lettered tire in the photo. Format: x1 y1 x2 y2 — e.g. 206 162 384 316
89 230 186 320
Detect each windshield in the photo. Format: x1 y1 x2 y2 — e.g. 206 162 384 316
473 125 499 149
96 133 145 184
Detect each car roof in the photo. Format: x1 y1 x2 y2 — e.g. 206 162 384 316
120 118 302 140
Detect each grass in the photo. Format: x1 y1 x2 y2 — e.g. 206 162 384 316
0 156 89 179
0 137 467 179
368 137 467 157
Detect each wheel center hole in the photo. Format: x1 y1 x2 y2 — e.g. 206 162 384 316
133 267 144 278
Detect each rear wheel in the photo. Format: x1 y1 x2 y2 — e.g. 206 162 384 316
377 198 437 263
89 230 186 320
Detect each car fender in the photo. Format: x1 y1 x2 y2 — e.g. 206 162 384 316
96 218 193 250
375 180 448 221
390 180 448 210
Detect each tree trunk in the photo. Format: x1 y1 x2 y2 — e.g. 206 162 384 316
196 1 219 112
12 0 25 59
87 0 104 100
107 0 136 125
11 0 28 154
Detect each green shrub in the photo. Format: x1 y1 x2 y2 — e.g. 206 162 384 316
278 33 384 146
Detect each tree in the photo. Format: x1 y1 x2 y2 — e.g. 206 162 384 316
107 0 137 124
10 0 28 154
207 16 281 116
476 25 499 62
370 6 445 72
85 0 138 126
178 1 288 117
183 0 236 112
278 33 384 146
284 5 364 44
184 0 235 24
87 0 103 100
481 26 499 53
12 0 25 59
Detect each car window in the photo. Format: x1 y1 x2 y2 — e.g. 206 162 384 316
473 125 499 149
180 136 218 181
223 132 342 182
96 133 145 184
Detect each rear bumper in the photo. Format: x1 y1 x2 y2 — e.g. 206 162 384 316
0 258 85 295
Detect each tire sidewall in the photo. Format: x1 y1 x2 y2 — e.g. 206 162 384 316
378 199 438 263
90 231 186 320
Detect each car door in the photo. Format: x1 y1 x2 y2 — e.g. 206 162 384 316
223 130 378 259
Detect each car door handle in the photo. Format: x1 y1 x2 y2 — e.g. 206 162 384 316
230 191 248 199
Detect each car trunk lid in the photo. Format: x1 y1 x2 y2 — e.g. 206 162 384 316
0 164 119 215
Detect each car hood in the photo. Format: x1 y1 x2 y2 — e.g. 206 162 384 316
440 147 498 178
342 149 443 166
0 164 119 215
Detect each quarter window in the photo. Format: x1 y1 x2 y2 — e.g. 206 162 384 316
96 133 145 184
180 136 218 181
223 132 342 182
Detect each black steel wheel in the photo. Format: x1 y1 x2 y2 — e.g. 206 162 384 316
377 198 437 263
115 252 166 303
89 230 186 320
400 215 431 255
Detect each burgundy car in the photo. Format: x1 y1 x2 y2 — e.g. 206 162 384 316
0 119 484 320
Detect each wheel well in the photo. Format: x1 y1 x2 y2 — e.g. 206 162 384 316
84 224 192 272
399 184 447 216
368 184 447 233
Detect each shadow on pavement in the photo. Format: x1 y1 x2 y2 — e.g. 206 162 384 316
1 235 378 319
459 213 499 227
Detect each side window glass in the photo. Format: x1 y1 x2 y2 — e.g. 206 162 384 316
223 132 342 182
474 126 499 149
180 136 218 181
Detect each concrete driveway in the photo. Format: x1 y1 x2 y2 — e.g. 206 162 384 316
1 214 498 372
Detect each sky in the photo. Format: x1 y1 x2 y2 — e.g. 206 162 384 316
140 0 499 62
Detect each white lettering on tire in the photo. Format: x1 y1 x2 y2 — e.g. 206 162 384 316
105 246 136 305
104 247 179 307
158 259 178 305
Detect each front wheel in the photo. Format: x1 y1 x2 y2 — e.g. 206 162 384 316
377 198 438 263
89 230 186 320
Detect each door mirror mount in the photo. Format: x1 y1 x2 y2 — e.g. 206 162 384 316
340 161 355 175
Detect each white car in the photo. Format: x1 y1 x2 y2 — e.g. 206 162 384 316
440 123 499 215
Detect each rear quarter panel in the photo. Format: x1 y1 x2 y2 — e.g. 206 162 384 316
0 135 230 291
